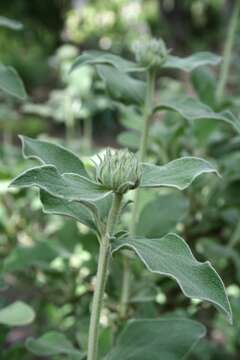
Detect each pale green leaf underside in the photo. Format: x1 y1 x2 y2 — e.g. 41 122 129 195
0 16 23 30
163 52 221 72
96 65 146 104
20 135 88 177
71 50 143 73
105 318 206 360
0 64 27 99
155 97 240 133
9 165 110 202
112 233 232 322
26 331 84 357
140 157 218 190
0 301 35 326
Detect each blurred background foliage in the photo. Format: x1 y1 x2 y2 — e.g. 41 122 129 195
0 0 240 359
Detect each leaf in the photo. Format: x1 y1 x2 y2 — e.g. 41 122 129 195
20 135 88 177
154 97 240 133
26 331 84 357
140 157 218 190
96 65 146 104
0 64 27 99
40 190 97 231
9 165 111 202
191 67 217 106
0 16 23 30
71 50 142 73
0 301 35 326
137 193 189 238
105 318 206 360
112 233 232 322
117 131 140 150
163 52 221 72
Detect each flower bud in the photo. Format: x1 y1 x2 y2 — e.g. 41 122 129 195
96 148 142 194
133 38 169 69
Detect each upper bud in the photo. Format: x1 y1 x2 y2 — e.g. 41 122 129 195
96 149 142 194
133 38 169 69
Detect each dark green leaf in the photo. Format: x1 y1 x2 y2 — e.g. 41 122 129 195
26 331 84 357
112 233 232 322
71 50 142 73
105 318 206 360
96 65 146 104
140 157 218 190
137 193 189 238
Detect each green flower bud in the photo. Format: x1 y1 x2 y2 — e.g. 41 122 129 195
96 148 142 194
133 38 169 69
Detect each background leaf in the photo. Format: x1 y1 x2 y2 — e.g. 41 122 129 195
105 318 206 360
0 64 27 99
163 52 221 72
0 301 35 326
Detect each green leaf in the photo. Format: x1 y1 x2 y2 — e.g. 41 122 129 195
20 135 88 177
0 16 23 30
112 233 232 322
0 64 27 99
40 190 97 231
140 157 218 190
154 97 240 133
163 52 221 72
137 193 189 238
71 50 142 73
26 331 84 357
0 301 35 326
96 65 146 104
9 165 110 202
117 131 140 150
105 318 206 360
191 67 217 106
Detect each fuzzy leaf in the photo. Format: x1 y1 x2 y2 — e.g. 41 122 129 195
137 193 189 238
163 52 221 72
26 331 84 357
140 157 218 190
154 97 240 133
96 65 146 104
0 301 35 326
9 165 110 202
105 318 206 360
20 135 88 177
0 64 27 99
71 50 142 73
112 233 232 322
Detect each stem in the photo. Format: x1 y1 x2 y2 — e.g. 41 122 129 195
119 69 156 318
87 193 122 360
216 1 240 103
229 218 240 248
84 117 93 153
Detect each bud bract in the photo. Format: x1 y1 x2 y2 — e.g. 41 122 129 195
96 149 142 194
133 38 169 69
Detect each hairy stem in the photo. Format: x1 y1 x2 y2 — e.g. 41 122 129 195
119 69 156 318
216 1 240 103
87 193 122 360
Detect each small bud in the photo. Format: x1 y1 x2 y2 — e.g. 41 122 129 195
96 149 142 194
133 38 169 69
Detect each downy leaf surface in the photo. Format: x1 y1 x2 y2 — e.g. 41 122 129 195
0 64 27 99
112 233 232 322
0 301 35 326
154 97 240 133
140 157 218 190
105 318 206 360
163 52 221 72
